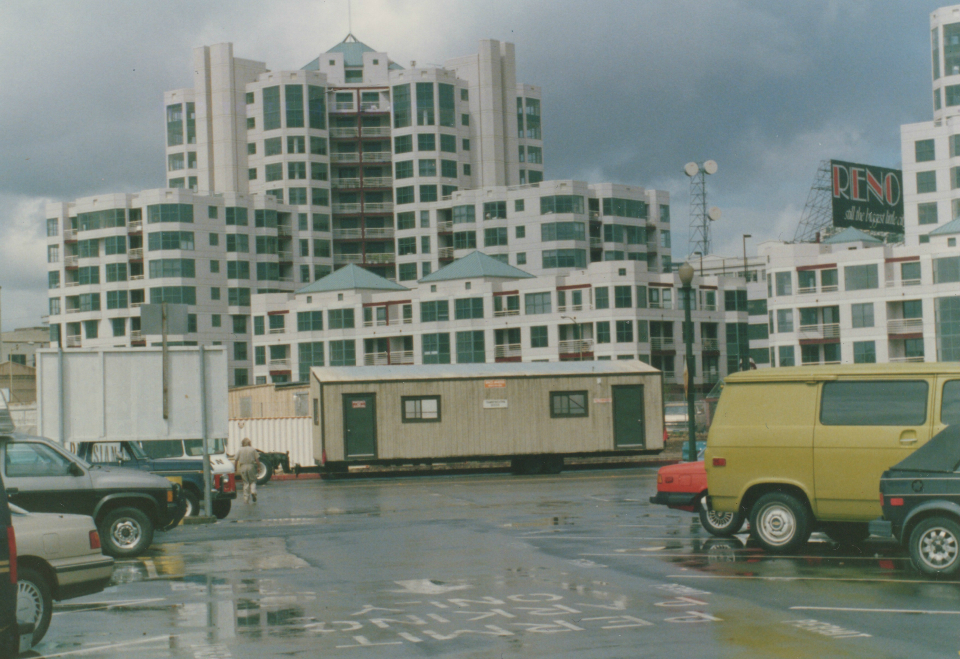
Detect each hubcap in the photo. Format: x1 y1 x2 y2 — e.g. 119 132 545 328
702 496 734 529
17 580 42 626
757 503 796 546
918 527 959 569
111 518 143 549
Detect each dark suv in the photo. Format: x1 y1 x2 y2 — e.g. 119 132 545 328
877 425 960 577
0 432 185 558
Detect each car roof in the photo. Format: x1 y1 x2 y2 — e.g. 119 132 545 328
889 425 960 474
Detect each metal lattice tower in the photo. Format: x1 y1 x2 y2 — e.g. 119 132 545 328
793 160 834 243
688 168 710 255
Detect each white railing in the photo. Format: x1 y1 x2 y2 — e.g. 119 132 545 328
65 255 78 267
363 176 392 187
890 356 925 363
66 280 80 288
437 221 453 232
333 228 363 240
131 274 144 280
360 102 390 112
269 358 289 366
798 323 841 339
364 253 394 264
332 178 360 189
589 211 601 221
66 307 82 314
129 248 143 259
364 202 394 213
334 253 364 263
438 247 455 259
277 225 292 236
130 331 143 341
649 300 672 310
661 370 677 381
331 152 360 163
821 284 838 292
330 127 359 138
268 327 286 334
590 237 602 247
127 220 142 232
494 344 522 359
364 350 413 366
362 151 391 163
360 126 390 137
701 338 720 351
332 203 361 214
63 229 77 240
901 278 922 287
131 301 144 308
558 339 593 355
887 318 924 334
494 308 520 317
557 304 584 313
277 250 292 261
334 102 355 111
650 337 674 351
701 303 717 311
797 286 817 295
66 336 82 347
364 227 394 239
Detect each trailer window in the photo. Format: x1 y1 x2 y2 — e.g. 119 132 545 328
402 396 441 422
550 391 588 418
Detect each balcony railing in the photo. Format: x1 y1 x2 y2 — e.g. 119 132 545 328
131 301 145 308
63 229 78 240
332 178 360 189
590 237 602 248
332 203 361 214
330 127 359 138
66 336 82 348
331 152 360 163
901 278 922 287
890 356 925 363
334 253 364 264
701 338 720 351
130 274 144 281
798 323 841 339
701 303 717 311
364 253 395 264
797 286 817 295
65 255 79 267
364 350 414 366
363 176 392 187
650 337 675 351
268 327 286 334
661 370 677 381
130 330 143 342
439 247 455 259
333 102 355 112
129 248 143 260
558 339 593 355
333 228 363 240
437 221 453 232
66 307 82 314
557 304 584 313
277 225 292 237
360 126 391 137
364 227 394 239
277 250 293 261
269 358 290 366
360 102 390 113
821 284 838 292
887 318 924 334
494 344 523 359
364 202 394 213
649 300 672 310
65 280 80 288
128 220 142 232
494 308 520 317
362 151 391 163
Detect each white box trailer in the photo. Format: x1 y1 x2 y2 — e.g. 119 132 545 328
36 347 227 444
310 361 663 475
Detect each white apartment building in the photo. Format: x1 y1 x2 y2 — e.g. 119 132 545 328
45 36 674 387
250 251 747 387
743 5 960 369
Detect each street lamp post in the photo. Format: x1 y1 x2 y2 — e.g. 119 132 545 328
678 263 697 462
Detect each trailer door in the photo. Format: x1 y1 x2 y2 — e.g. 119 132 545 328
343 394 377 459
612 385 645 448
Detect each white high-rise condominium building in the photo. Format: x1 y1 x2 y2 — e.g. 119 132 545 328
746 4 960 369
45 36 679 387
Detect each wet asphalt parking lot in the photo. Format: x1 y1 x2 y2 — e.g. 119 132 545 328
20 466 960 658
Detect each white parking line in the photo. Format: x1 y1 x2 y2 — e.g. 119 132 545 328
53 597 169 615
668 574 940 584
791 606 960 615
33 635 173 657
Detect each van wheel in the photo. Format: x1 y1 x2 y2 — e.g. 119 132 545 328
182 490 200 517
101 507 154 557
698 495 745 537
749 492 811 554
17 566 52 647
822 522 870 545
909 516 960 577
212 500 232 519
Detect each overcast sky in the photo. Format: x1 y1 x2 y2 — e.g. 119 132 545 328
0 0 947 330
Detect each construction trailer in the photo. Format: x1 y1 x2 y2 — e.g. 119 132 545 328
310 361 664 475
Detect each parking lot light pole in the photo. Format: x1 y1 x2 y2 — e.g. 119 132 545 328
678 262 697 461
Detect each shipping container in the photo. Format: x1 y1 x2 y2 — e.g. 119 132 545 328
311 361 663 475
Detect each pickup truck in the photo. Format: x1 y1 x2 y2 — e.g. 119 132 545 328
74 440 236 519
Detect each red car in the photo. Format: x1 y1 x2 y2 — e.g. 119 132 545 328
649 460 745 536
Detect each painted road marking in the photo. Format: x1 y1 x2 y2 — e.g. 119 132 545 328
53 597 169 615
34 635 173 658
791 606 960 615
668 574 944 584
785 619 870 639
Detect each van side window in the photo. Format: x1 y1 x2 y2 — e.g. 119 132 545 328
941 381 960 425
820 381 928 426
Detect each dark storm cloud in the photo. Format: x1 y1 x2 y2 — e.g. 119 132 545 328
0 0 947 328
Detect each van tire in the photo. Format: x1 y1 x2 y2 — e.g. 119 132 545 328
698 495 745 537
749 492 811 554
182 490 200 517
909 516 960 577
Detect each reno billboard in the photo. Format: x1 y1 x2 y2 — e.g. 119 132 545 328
831 160 904 235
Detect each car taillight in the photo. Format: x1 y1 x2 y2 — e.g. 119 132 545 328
6 527 16 585
89 530 101 550
889 497 904 507
712 458 726 467
167 490 175 502
657 474 662 484
214 474 222 489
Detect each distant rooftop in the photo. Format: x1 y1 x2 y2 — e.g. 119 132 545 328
929 217 960 236
823 227 883 245
419 251 537 283
302 34 403 71
296 263 409 294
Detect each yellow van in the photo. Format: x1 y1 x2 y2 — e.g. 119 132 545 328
705 363 960 553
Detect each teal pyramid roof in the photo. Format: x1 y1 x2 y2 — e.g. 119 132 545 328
929 218 960 236
302 34 403 71
419 251 536 283
823 227 883 245
296 264 409 294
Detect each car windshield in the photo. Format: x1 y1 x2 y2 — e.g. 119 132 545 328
665 405 687 416
890 424 960 473
184 438 226 456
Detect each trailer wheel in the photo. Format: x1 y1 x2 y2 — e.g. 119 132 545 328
255 460 274 486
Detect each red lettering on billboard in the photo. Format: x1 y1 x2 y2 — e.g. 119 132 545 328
866 170 884 203
832 164 847 199
885 173 901 205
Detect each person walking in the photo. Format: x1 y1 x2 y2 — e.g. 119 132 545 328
235 438 261 504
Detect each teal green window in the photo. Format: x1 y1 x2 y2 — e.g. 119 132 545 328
916 139 936 162
166 104 183 146
918 202 938 225
397 211 415 230
418 134 436 151
228 288 250 307
263 86 281 130
394 135 412 154
265 137 282 155
422 333 451 364
438 83 455 127
149 259 195 278
456 330 485 363
484 227 507 246
540 195 584 215
602 198 647 219
106 291 127 309
419 159 436 177
147 204 194 224
225 207 248 226
226 261 250 279
541 221 585 241
329 340 356 366
310 136 327 155
441 160 458 178
149 286 197 305
917 171 937 193
286 85 304 127
298 342 324 381
440 134 456 153
396 186 414 204
452 205 475 224
398 263 417 281
393 84 411 128
542 249 586 269
308 85 326 129
453 231 476 249
419 185 437 202
416 82 435 126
